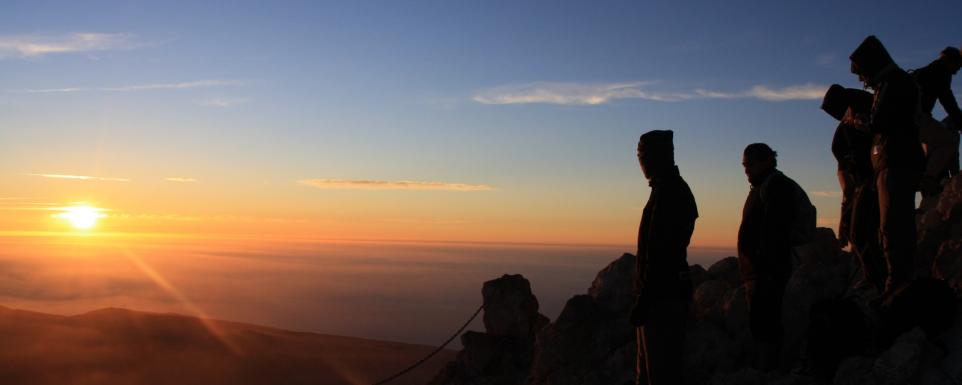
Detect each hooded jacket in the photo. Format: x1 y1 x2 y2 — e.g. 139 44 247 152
636 166 698 300
824 85 875 179
849 36 924 172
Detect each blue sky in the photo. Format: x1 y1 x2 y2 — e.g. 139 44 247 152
1 0 961 247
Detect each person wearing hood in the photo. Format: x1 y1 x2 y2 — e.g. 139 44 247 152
912 46 962 201
843 35 923 299
737 143 816 371
822 85 884 291
629 130 698 385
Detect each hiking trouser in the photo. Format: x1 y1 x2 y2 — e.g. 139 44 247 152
876 167 919 292
636 299 688 385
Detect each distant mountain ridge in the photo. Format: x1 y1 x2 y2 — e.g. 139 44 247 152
0 305 453 385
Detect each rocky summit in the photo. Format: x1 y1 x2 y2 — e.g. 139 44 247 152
431 175 962 385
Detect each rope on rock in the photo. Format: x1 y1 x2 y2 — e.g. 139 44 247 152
371 303 484 385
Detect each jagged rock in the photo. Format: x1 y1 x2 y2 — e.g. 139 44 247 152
482 274 548 340
920 175 962 287
529 294 634 385
783 238 857 364
693 280 731 325
793 227 842 266
833 356 875 385
690 264 710 291
918 307 962 384
872 328 926 385
723 285 750 337
934 239 962 296
708 257 740 286
707 367 763 385
684 322 736 384
430 275 549 385
588 253 636 315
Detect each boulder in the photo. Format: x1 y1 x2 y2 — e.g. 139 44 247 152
482 274 549 340
708 257 740 286
588 253 636 315
684 322 736 384
692 280 732 325
872 328 926 385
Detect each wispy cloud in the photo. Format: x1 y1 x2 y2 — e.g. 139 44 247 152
473 81 827 105
810 190 842 198
26 173 129 182
22 79 242 93
199 97 248 107
0 33 136 58
165 177 198 183
298 179 495 192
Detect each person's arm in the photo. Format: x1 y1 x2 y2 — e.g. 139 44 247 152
937 78 962 128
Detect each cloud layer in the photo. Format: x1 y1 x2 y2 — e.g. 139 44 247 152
23 80 242 93
473 81 827 105
165 177 199 183
26 173 129 182
298 179 495 192
0 32 135 58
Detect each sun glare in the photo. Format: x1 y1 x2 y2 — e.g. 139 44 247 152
56 205 106 230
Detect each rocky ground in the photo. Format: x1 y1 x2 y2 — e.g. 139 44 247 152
431 175 962 385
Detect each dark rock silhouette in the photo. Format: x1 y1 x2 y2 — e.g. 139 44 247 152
430 274 548 385
432 175 962 385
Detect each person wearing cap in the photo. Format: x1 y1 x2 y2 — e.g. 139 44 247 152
844 35 923 299
822 85 884 291
629 130 698 385
912 46 962 200
738 143 815 371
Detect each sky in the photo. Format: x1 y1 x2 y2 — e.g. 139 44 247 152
0 0 960 343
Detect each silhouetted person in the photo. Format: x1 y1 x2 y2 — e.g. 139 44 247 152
629 130 698 385
737 143 815 371
913 47 962 201
822 85 885 291
843 35 924 298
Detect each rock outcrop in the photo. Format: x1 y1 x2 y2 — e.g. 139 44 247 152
430 275 548 385
433 174 962 385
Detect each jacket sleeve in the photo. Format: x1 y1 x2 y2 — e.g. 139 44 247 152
937 77 962 127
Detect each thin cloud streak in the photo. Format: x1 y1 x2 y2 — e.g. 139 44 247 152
199 97 248 107
474 81 828 105
298 179 495 192
0 32 136 58
22 80 242 93
26 173 129 182
165 177 198 183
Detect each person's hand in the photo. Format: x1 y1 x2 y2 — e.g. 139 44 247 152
841 107 858 126
629 294 649 327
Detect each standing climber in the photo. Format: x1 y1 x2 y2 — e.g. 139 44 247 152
629 130 698 385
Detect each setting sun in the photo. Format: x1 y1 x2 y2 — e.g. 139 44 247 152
56 205 106 230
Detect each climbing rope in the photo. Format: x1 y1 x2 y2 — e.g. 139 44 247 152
371 303 484 385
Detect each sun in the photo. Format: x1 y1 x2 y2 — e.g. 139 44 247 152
56 205 106 230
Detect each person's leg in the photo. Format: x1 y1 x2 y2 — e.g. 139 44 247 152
641 299 688 384
852 182 885 291
878 168 918 294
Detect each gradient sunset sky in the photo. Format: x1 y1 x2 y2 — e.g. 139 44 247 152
2 0 960 248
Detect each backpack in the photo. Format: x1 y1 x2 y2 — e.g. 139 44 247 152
759 172 817 247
